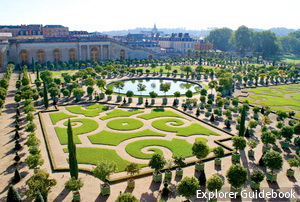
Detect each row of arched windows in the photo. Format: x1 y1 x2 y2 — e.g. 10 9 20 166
19 47 125 64
19 48 77 64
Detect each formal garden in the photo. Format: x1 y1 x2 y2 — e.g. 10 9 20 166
3 56 300 201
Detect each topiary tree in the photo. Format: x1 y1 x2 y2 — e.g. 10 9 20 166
177 176 200 200
114 81 125 94
250 170 264 189
160 83 171 97
281 126 294 142
13 166 22 183
7 185 22 202
115 192 138 202
232 136 247 153
25 121 36 133
263 150 283 174
206 174 223 194
148 154 166 174
226 164 248 191
261 131 276 148
93 160 116 184
238 104 247 136
287 157 299 175
192 140 210 164
64 177 84 192
25 153 44 169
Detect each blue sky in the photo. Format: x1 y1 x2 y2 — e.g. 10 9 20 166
0 0 299 32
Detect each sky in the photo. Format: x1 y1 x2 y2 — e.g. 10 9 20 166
0 0 299 32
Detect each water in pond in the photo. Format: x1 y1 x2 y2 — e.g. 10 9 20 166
109 79 201 96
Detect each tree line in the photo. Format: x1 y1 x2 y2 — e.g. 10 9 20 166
206 25 300 59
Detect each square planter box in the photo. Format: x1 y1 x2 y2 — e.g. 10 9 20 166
162 98 168 105
165 171 172 179
248 150 255 157
232 153 240 162
128 97 132 103
151 99 155 105
138 97 143 104
73 191 80 202
152 172 162 182
99 93 105 99
280 141 289 148
127 179 135 188
215 159 221 166
195 162 205 171
286 169 295 177
266 172 277 182
175 168 183 176
107 96 112 101
250 182 260 190
100 183 110 195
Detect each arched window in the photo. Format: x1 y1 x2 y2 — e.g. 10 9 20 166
37 49 45 64
20 50 29 64
90 47 98 62
53 49 60 63
69 49 76 61
120 49 125 60
0 52 3 71
148 55 153 60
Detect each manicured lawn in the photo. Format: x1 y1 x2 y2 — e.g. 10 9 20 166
49 112 77 125
88 129 166 146
125 138 194 159
106 118 144 131
55 118 99 144
138 109 185 120
195 137 208 143
64 147 143 172
279 54 300 64
151 118 219 136
100 109 144 120
66 104 109 117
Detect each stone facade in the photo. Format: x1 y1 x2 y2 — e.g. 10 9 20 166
0 37 163 71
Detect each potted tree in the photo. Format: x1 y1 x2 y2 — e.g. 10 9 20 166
148 154 166 182
280 126 294 148
126 90 134 103
286 157 299 177
114 81 125 102
93 161 117 195
173 156 186 176
226 164 248 195
192 140 210 171
149 91 158 105
261 131 276 153
164 159 173 180
137 83 146 104
160 83 171 105
247 140 258 157
64 177 84 202
105 89 113 101
232 136 246 162
263 150 283 182
250 170 264 190
213 146 225 166
125 163 141 188
177 177 200 201
206 174 224 201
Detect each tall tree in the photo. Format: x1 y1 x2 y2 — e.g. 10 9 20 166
254 31 279 59
206 27 233 51
230 25 254 55
239 104 247 136
67 119 78 179
43 82 48 109
7 185 22 202
32 58 35 73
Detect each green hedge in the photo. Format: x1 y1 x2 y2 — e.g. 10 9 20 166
138 109 184 120
100 109 144 120
106 118 144 131
66 104 109 117
49 112 77 125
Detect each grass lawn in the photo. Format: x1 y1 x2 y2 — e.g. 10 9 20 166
279 54 300 64
195 137 208 143
151 118 219 137
66 104 109 117
88 129 166 145
100 109 144 120
52 70 78 81
138 109 185 120
49 112 77 125
125 138 194 159
64 147 143 172
55 118 99 144
106 118 144 131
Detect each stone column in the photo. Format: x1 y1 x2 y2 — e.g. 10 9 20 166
87 45 91 60
78 45 82 61
100 45 103 61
